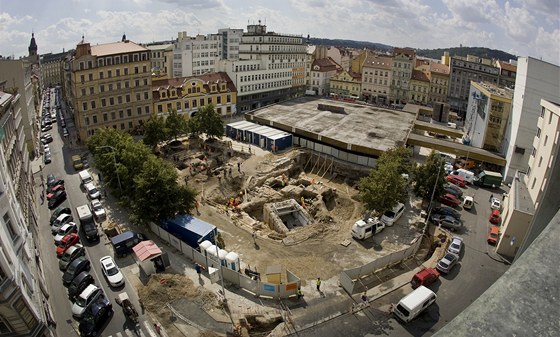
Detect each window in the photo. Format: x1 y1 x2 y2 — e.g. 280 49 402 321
145 106 150 114
116 69 120 76
3 213 18 242
119 110 124 118
124 68 129 75
108 70 112 78
88 73 93 81
515 146 526 155
89 87 94 95
80 75 85 83
531 147 536 157
91 101 96 109
109 97 114 105
101 98 106 107
111 111 116 120
81 88 86 96
544 135 548 146
126 95 130 103
93 115 98 123
103 114 108 122
538 157 543 167
82 102 88 111
541 106 545 118
118 96 122 104
100 85 105 93
127 109 132 117
134 67 139 74
99 71 104 79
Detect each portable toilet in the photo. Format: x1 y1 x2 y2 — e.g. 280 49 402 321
225 251 240 271
199 240 212 256
218 249 228 267
205 244 219 263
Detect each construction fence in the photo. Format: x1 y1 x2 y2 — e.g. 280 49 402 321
339 235 423 295
149 222 301 299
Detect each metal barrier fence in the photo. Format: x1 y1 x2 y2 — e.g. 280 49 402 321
339 236 423 295
149 222 301 299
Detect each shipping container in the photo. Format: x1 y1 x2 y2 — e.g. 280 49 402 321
159 215 218 248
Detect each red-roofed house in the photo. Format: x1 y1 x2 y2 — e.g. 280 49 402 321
329 69 362 98
409 70 431 104
308 57 341 96
360 52 393 104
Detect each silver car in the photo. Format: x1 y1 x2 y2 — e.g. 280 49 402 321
447 236 464 255
59 244 85 270
432 215 462 232
436 253 458 274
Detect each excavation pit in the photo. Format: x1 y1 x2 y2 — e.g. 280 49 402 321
263 199 312 234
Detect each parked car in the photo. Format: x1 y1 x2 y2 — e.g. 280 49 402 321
440 193 461 208
78 293 113 337
68 272 95 300
63 256 91 285
51 213 73 234
41 134 53 144
446 174 466 187
47 183 65 195
447 236 464 255
100 256 124 287
84 183 101 200
46 174 56 186
436 252 459 274
491 198 502 210
44 151 52 164
41 124 52 132
487 226 500 245
56 233 80 258
489 209 501 224
72 284 102 318
49 206 71 225
91 200 106 221
432 206 461 220
48 190 67 209
411 268 440 289
431 214 462 231
63 128 69 137
444 183 463 198
59 244 85 270
54 222 78 245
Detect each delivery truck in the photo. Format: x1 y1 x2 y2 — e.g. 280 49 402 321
473 170 503 188
76 204 99 242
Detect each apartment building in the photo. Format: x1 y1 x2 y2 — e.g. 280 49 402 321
223 23 308 112
496 60 517 88
409 70 430 105
0 58 39 153
503 57 560 182
152 72 237 117
145 43 173 79
515 99 560 259
391 48 416 104
350 51 392 104
465 81 513 152
70 37 152 141
426 63 450 103
0 88 50 336
329 69 362 98
40 51 67 88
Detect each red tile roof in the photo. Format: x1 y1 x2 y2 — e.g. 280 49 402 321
152 72 236 102
312 58 339 71
393 47 416 56
497 60 517 73
411 69 430 82
430 62 450 75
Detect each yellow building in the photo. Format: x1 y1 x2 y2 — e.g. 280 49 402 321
329 70 361 98
409 70 430 105
352 51 392 104
70 37 152 141
146 43 173 79
152 72 237 118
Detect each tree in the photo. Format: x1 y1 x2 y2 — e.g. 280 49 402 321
132 156 198 222
411 151 447 201
197 104 224 139
143 114 168 148
165 109 187 141
358 147 409 213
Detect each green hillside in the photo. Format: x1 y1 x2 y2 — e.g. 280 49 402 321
413 47 516 62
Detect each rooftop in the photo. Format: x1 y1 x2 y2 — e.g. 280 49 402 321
513 172 535 215
90 40 147 57
472 81 513 100
248 97 417 156
497 60 517 73
430 62 450 75
411 69 430 82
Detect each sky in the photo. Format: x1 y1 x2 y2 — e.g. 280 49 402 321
1 0 559 64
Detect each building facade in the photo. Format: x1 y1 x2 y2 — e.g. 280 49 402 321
223 23 308 112
426 62 450 104
70 38 152 141
390 48 415 104
308 57 339 96
352 51 392 104
145 43 173 79
152 72 237 117
0 88 50 336
465 81 513 152
329 69 361 98
408 70 430 105
502 57 560 182
40 51 67 88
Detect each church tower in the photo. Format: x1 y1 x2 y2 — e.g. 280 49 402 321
28 32 39 63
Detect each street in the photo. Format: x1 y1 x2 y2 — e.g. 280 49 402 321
37 88 156 337
290 183 510 337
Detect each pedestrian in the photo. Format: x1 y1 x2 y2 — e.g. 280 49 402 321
252 231 256 243
195 200 200 215
39 165 42 172
361 292 368 303
153 323 161 335
316 278 321 291
104 190 108 198
139 299 145 314
195 263 202 278
40 194 44 205
489 194 494 202
237 162 241 173
248 145 252 154
229 166 232 177
218 175 222 184
297 287 302 300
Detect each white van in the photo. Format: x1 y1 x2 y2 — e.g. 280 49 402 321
381 203 405 226
463 196 474 210
351 218 385 240
78 170 93 185
393 286 437 323
451 169 475 184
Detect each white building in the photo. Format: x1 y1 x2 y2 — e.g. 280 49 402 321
0 88 50 336
221 23 308 112
502 57 560 182
145 43 173 79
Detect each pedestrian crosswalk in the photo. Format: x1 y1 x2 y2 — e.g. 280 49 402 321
106 320 159 337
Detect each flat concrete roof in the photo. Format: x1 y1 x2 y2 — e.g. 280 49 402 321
248 97 417 156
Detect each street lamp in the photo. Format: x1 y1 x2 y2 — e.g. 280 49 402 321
96 146 122 193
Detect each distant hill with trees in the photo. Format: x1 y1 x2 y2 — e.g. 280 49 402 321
309 38 517 62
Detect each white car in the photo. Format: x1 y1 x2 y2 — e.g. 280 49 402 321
491 198 501 210
84 182 101 200
447 236 464 255
100 256 124 287
72 284 101 317
91 199 106 221
54 222 77 245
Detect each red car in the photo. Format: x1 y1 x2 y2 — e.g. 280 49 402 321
487 226 500 245
446 175 466 187
440 193 461 208
47 185 65 200
411 268 440 289
56 233 80 258
489 209 501 224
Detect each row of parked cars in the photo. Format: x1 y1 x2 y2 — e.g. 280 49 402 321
45 169 121 336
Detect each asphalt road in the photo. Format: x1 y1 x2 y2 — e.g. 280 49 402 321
37 89 154 337
290 184 510 337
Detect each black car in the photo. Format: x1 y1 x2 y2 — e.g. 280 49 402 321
48 190 67 209
46 174 56 186
444 183 463 198
432 206 461 220
68 272 95 300
63 257 91 286
78 294 113 336
49 206 71 225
